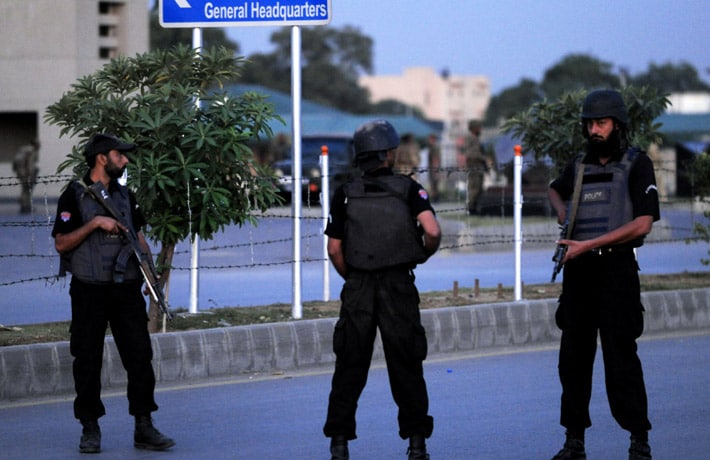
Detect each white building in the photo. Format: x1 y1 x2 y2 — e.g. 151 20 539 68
359 67 491 168
666 92 710 114
359 66 490 134
0 0 148 199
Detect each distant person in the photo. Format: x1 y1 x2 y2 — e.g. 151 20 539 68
424 133 441 202
547 90 659 460
51 133 175 454
461 119 490 215
267 132 291 164
323 120 441 460
394 132 421 177
12 139 40 213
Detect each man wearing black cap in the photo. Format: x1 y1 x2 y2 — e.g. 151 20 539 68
52 133 175 454
548 90 659 460
322 120 441 460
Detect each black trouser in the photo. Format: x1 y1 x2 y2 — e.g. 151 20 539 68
555 250 652 434
69 278 158 421
323 268 433 441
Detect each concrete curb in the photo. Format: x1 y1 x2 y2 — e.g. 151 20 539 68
1 288 709 402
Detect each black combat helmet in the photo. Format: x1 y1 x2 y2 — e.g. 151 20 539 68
581 89 629 125
352 119 400 170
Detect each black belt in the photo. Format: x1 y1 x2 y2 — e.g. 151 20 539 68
588 247 634 256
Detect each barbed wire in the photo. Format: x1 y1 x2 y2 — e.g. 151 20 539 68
2 232 705 287
2 171 708 286
0 159 685 187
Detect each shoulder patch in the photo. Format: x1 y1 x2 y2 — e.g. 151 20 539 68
418 189 429 200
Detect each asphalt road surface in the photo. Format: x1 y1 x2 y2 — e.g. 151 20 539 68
1 331 708 459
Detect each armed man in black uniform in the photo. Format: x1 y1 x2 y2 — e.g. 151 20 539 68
322 120 441 460
548 90 660 460
52 133 175 454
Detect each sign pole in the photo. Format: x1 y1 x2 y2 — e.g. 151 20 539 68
158 0 332 318
189 27 202 314
291 25 303 320
513 145 523 301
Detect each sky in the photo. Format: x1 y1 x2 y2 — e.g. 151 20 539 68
221 0 710 95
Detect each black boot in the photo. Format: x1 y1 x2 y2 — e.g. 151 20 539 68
551 430 586 460
134 415 175 451
629 432 652 460
407 435 430 460
79 419 101 454
330 435 349 460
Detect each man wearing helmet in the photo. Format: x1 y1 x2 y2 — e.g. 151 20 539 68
547 90 659 460
322 120 441 460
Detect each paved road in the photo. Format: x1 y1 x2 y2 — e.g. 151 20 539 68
2 331 708 459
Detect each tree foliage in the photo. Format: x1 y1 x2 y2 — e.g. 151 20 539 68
540 54 620 99
486 54 621 127
502 86 671 170
630 61 710 93
485 54 709 128
484 78 542 126
240 26 373 113
44 45 283 330
689 150 710 265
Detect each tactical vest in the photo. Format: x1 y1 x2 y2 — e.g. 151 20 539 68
63 180 141 284
343 175 428 270
571 149 639 241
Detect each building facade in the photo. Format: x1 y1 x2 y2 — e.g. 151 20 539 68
0 0 148 199
359 66 491 168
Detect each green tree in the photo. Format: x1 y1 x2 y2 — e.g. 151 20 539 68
630 61 710 92
540 54 621 100
690 150 710 265
240 26 373 113
502 86 670 171
149 4 239 53
484 78 542 126
45 45 283 331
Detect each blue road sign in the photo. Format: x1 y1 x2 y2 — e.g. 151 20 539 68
160 0 332 28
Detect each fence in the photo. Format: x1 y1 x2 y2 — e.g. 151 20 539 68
1 159 708 314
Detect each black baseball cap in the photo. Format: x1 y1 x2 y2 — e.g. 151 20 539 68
83 133 136 159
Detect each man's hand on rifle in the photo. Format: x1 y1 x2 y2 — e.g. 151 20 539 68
555 238 591 263
93 216 127 235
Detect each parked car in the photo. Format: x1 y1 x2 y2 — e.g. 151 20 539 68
271 134 357 204
476 134 553 216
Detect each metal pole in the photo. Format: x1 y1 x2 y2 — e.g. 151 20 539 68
320 145 330 301
291 26 303 319
513 145 523 301
189 27 202 314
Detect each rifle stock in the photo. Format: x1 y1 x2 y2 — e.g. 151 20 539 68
86 182 173 320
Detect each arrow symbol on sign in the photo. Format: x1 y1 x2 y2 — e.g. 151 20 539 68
174 0 191 8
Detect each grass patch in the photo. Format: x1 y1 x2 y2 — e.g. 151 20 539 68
1 271 708 347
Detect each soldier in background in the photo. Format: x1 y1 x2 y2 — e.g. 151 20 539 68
424 133 441 202
12 139 40 214
461 120 490 215
394 133 421 178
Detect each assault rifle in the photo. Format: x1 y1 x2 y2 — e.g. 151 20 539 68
550 158 586 283
85 181 173 320
550 220 569 283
